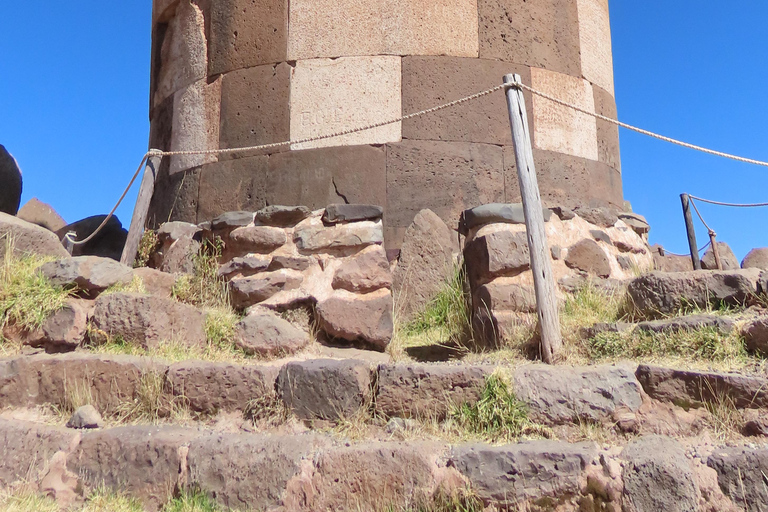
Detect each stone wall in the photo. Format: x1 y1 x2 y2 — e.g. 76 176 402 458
147 0 623 250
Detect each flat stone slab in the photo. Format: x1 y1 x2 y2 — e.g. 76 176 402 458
211 211 255 230
458 203 552 236
636 364 768 409
255 205 311 227
322 204 384 224
636 314 735 334
38 256 134 296
513 364 643 425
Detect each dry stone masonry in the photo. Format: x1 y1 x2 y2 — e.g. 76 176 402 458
147 0 623 250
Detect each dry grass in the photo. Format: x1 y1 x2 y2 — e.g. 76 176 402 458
0 487 59 512
379 490 485 512
134 230 160 269
99 274 148 296
0 244 71 334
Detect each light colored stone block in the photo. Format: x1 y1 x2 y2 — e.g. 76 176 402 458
577 0 615 95
287 0 479 60
170 77 221 175
153 0 208 107
531 67 598 162
290 57 402 150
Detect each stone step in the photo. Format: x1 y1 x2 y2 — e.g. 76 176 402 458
0 417 759 511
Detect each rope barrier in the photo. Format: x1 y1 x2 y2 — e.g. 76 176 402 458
687 195 768 208
663 241 711 258
66 79 768 246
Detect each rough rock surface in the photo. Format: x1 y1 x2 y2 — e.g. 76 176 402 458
565 239 611 278
513 365 643 425
626 269 760 318
573 207 618 228
277 359 371 421
332 246 392 293
234 310 309 357
464 229 529 287
449 441 597 506
0 212 69 259
393 209 458 320
17 198 66 232
133 267 177 298
90 293 206 349
652 245 693 273
229 270 304 309
741 316 768 355
636 314 734 334
458 203 551 235
167 361 278 414
741 247 768 270
636 364 768 409
36 298 89 351
376 364 489 420
701 242 740 270
622 436 699 512
315 290 393 350
159 236 200 274
218 255 272 280
38 256 134 296
321 204 384 224
0 144 22 215
708 446 768 511
0 419 79 485
294 218 383 252
255 205 311 227
66 405 103 429
56 215 127 261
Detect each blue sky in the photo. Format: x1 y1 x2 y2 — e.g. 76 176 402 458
0 1 766 259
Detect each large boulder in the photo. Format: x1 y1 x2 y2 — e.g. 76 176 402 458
375 364 489 420
393 209 458 321
708 445 768 510
332 246 392 293
38 256 134 297
742 248 768 270
463 229 529 288
234 310 309 357
742 316 768 355
315 290 393 351
17 198 66 232
564 239 611 278
449 441 597 507
513 365 643 425
621 436 699 512
701 242 739 270
90 293 206 349
277 359 372 421
0 212 69 260
0 144 22 215
626 269 760 318
56 215 128 261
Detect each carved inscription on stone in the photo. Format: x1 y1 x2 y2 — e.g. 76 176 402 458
290 57 402 150
531 67 598 162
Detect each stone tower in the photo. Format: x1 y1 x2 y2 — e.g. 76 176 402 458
147 0 622 249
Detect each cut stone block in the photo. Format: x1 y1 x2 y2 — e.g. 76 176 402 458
531 67 598 161
197 159 268 221
577 0 615 94
208 0 289 76
478 0 581 77
289 56 402 150
287 0 479 60
169 77 221 175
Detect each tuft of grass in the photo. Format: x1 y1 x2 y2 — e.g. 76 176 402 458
92 335 253 366
100 274 148 296
161 490 226 512
449 373 551 442
134 229 160 269
382 490 485 512
205 309 239 351
0 488 59 512
112 370 188 424
561 284 624 335
172 238 228 310
403 266 471 343
0 245 72 333
244 393 288 429
82 487 144 512
586 326 748 364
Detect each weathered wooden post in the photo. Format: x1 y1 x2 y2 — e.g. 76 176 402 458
120 153 163 266
709 232 723 270
680 194 702 270
503 74 562 364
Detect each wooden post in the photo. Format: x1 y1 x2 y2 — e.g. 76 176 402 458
709 232 722 270
680 194 701 270
120 154 162 266
503 74 562 364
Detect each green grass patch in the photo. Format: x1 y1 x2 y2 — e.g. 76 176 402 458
134 229 160 269
561 284 625 333
161 490 227 512
449 373 550 442
403 266 471 340
172 238 228 310
0 248 72 333
587 326 748 363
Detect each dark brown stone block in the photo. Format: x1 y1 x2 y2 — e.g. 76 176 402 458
402 57 531 145
196 157 268 223
208 0 289 76
218 63 291 160
593 85 621 172
385 140 504 229
478 0 581 77
503 148 622 209
265 145 386 211
147 166 200 228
